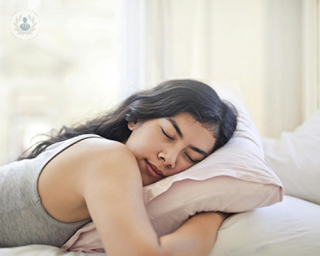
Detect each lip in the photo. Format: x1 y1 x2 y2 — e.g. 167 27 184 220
146 161 165 179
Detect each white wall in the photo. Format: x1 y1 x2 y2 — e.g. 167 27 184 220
163 0 307 138
121 0 314 138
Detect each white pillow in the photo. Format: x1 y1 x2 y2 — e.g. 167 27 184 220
61 81 283 252
262 108 320 205
210 195 320 256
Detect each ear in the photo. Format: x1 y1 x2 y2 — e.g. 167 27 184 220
127 121 137 131
127 116 139 131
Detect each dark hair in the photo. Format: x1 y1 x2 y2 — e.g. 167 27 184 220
18 79 237 160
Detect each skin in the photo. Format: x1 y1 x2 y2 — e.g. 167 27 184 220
38 113 229 256
125 113 216 186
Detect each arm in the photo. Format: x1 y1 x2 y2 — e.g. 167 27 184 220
76 140 228 256
160 212 231 256
78 141 162 256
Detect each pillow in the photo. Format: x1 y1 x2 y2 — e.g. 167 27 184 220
262 108 320 205
61 178 280 253
210 195 320 256
61 81 283 252
143 80 283 236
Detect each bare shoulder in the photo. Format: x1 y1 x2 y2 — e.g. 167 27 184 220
62 137 142 196
86 137 134 160
68 136 131 157
43 137 134 179
74 137 142 192
46 136 140 195
67 137 139 180
38 137 139 223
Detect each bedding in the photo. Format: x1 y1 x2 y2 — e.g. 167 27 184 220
262 108 320 205
210 195 320 256
0 245 103 256
2 196 319 256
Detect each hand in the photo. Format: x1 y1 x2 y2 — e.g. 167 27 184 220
159 211 234 256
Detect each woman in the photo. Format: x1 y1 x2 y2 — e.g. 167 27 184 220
0 79 237 256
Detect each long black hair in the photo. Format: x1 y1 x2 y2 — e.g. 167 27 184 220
18 79 238 160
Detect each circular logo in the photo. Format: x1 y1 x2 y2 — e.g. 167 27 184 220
10 10 40 40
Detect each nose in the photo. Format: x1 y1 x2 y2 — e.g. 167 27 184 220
158 150 177 169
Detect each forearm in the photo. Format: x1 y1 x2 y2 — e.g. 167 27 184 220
159 212 230 256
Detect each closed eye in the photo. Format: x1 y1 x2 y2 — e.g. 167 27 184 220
184 153 199 163
161 128 173 141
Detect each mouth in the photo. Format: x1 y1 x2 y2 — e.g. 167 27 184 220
145 161 165 179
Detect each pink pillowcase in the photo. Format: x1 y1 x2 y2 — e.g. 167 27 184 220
62 81 283 253
62 222 103 253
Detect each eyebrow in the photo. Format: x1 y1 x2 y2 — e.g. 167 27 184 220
166 118 208 158
167 118 183 138
189 145 208 158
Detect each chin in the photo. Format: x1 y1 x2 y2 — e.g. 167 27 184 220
141 174 151 186
142 180 152 186
142 177 157 186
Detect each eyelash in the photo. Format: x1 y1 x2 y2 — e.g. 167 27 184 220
161 128 173 141
161 128 197 163
185 153 198 163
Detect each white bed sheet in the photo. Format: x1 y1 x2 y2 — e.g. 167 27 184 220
0 245 104 256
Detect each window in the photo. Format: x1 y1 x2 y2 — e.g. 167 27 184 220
0 0 119 164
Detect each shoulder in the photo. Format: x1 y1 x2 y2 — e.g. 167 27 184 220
63 137 141 187
58 137 133 161
39 137 141 218
72 136 127 152
41 137 139 194
72 138 143 204
67 137 136 167
38 137 137 222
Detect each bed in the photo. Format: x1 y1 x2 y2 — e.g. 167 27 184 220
1 82 319 256
2 194 320 256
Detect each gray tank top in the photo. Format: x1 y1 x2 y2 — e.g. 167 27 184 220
0 134 102 248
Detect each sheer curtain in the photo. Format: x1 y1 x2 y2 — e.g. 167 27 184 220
118 0 320 138
0 1 119 165
302 0 320 120
117 0 172 99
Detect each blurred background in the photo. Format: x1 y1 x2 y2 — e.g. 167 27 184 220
0 0 319 165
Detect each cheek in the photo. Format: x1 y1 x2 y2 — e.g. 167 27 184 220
134 138 156 157
174 157 193 174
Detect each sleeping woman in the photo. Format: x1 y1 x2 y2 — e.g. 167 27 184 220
0 79 237 256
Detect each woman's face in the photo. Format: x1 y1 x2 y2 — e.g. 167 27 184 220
125 113 216 186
